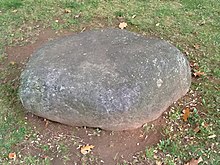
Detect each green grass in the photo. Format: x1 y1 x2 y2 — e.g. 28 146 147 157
145 147 154 160
0 65 29 162
0 0 219 164
0 0 24 10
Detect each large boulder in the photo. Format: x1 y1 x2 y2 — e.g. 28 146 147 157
19 29 191 131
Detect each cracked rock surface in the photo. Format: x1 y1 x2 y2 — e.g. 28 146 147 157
19 29 191 130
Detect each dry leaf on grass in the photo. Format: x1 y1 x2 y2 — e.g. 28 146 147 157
190 62 199 70
183 107 190 122
119 22 127 29
193 71 205 77
193 44 200 50
184 157 203 165
207 134 216 139
10 61 16 65
194 125 200 133
156 160 162 165
74 14 81 18
132 15 136 18
41 155 48 159
80 144 95 155
184 50 190 55
64 9 71 13
8 153 16 159
202 122 209 128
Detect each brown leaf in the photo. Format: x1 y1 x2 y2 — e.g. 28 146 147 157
41 155 48 159
203 122 209 128
64 9 71 13
10 61 16 65
183 107 190 122
119 22 127 29
184 157 203 165
80 144 95 155
193 71 205 77
8 153 16 159
190 62 199 70
156 160 162 165
194 125 200 133
44 118 49 128
193 44 200 50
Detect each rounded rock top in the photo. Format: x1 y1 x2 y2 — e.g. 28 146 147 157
19 29 191 131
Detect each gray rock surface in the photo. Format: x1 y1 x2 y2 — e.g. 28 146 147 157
19 29 191 131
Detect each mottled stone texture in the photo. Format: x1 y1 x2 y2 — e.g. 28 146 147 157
19 29 191 130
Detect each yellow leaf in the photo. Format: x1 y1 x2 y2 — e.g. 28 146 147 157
183 107 190 122
119 22 127 29
10 61 16 65
64 9 71 13
80 144 95 155
8 153 16 159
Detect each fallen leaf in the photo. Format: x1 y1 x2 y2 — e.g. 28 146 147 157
156 160 162 165
194 125 200 133
184 157 203 165
8 153 16 159
203 122 209 128
193 71 205 77
41 155 48 159
74 14 81 18
10 61 16 65
44 118 49 128
190 62 199 70
199 20 206 26
184 50 189 55
64 9 71 13
193 31 199 35
119 22 127 29
208 134 216 139
183 107 190 122
80 144 95 155
132 15 136 18
193 44 200 50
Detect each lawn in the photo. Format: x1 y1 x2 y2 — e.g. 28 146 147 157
0 0 219 164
